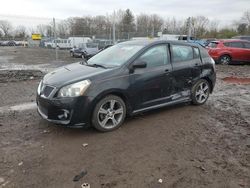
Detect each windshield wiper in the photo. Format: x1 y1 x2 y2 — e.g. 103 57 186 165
87 63 107 69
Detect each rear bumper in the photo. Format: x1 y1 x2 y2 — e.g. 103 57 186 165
36 94 93 127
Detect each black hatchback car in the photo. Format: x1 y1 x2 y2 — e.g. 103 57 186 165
37 40 216 132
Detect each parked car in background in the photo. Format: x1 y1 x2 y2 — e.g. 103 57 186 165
201 38 217 46
232 35 250 41
0 40 17 46
207 39 250 64
70 42 99 59
45 37 92 49
37 40 216 132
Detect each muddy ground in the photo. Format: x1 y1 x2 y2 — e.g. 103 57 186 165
0 47 249 188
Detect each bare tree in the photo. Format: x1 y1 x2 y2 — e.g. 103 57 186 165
163 17 183 34
0 20 13 37
13 25 27 39
57 20 70 38
242 10 250 25
136 14 151 36
149 14 164 37
189 16 209 38
37 24 53 37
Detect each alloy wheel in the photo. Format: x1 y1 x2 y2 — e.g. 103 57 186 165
220 56 230 65
97 99 124 129
195 82 209 104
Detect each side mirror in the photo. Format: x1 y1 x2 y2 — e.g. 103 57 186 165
133 60 147 69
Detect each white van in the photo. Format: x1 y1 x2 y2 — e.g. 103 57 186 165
45 37 92 49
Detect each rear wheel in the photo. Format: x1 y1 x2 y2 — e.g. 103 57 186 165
92 95 126 132
219 55 231 65
191 79 210 105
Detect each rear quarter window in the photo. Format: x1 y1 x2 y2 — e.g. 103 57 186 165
244 42 250 49
193 47 200 59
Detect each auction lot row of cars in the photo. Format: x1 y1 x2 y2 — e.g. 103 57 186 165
0 40 27 46
68 35 250 65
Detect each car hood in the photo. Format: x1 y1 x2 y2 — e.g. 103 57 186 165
43 62 110 87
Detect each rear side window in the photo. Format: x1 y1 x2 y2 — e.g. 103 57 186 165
228 42 244 48
208 42 218 48
137 45 169 68
243 42 250 49
172 45 193 62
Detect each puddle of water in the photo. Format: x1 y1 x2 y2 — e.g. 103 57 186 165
222 77 250 85
0 102 36 113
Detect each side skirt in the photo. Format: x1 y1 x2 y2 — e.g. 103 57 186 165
132 97 191 114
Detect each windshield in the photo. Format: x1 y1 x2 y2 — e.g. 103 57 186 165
87 44 144 67
86 43 98 48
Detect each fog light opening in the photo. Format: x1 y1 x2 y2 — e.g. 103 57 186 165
58 109 70 120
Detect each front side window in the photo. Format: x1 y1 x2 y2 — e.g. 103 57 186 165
172 45 193 62
136 45 169 68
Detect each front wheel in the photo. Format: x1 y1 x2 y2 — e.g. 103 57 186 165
219 55 231 65
92 95 126 132
191 79 210 105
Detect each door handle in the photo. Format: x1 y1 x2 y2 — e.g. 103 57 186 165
165 69 169 72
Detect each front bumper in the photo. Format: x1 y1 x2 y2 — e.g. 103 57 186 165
36 94 92 127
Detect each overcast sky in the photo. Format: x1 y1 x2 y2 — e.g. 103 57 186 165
0 0 249 28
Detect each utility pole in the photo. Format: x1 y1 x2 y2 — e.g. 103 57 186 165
53 18 58 60
112 11 116 44
187 17 192 42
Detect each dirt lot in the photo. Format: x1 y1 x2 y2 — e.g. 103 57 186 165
0 47 249 188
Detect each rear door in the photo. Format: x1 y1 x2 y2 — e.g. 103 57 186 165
243 42 250 61
227 42 246 61
129 44 173 110
170 44 202 100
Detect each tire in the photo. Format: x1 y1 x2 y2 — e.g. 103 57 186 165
92 95 126 132
219 55 231 65
191 79 210 105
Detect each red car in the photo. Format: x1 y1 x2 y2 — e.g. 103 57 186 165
207 39 250 64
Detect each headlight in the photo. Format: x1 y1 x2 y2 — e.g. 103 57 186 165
58 80 91 97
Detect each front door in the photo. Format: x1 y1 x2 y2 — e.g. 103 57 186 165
129 44 173 110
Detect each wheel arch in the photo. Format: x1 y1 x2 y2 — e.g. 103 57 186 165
219 53 232 60
90 89 133 119
201 77 213 93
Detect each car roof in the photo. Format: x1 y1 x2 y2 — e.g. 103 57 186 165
215 39 249 43
119 39 201 47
